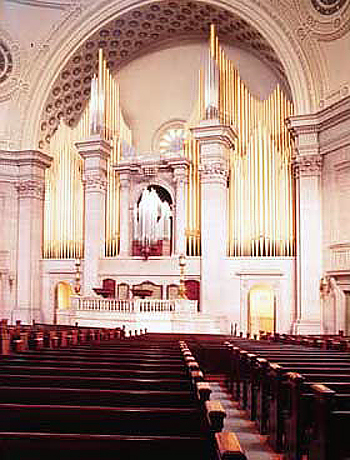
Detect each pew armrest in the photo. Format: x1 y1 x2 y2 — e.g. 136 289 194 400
190 370 204 382
205 400 226 432
196 381 211 403
215 432 246 459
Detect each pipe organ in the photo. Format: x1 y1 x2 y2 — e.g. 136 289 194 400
186 25 295 257
43 50 133 258
43 26 294 261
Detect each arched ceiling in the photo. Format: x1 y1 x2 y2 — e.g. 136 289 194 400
38 0 289 149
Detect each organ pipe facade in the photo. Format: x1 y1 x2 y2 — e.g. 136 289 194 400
186 25 295 257
43 50 132 259
44 28 294 261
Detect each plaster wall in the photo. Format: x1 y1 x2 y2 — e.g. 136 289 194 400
2 2 62 52
117 42 286 153
320 98 350 274
321 36 350 100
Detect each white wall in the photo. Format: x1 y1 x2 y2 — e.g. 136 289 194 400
117 42 287 153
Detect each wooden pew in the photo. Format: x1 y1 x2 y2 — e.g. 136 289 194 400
0 334 229 460
224 338 350 454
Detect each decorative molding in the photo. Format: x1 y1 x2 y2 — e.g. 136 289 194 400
19 0 321 150
16 179 45 200
191 121 237 150
0 28 21 102
37 0 291 148
333 159 350 172
173 166 188 186
319 83 350 109
329 243 350 272
198 162 228 184
288 95 350 156
5 0 77 10
300 0 350 41
292 154 323 178
75 136 111 162
83 171 107 193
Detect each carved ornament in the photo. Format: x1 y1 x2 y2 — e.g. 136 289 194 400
292 154 323 178
16 179 45 200
83 171 107 192
198 162 228 183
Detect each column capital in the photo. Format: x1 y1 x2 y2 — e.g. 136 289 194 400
198 162 228 185
83 170 107 193
286 115 319 157
292 154 323 178
16 179 45 200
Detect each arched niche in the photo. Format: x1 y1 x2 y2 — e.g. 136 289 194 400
132 184 173 257
55 282 73 311
54 281 73 324
248 284 275 336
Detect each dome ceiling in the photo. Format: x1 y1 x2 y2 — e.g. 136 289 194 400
39 0 288 149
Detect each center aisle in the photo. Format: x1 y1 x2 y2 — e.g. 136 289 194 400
207 375 283 460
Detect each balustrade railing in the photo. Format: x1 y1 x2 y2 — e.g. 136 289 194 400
70 297 192 314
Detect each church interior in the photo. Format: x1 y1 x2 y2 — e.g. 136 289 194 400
1 1 350 457
1 0 350 337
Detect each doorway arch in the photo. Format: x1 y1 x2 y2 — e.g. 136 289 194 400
54 282 73 324
248 284 275 336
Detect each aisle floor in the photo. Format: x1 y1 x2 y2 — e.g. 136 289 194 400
208 376 283 460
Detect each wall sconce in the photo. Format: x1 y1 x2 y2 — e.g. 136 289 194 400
8 274 15 289
74 259 81 295
320 276 330 296
178 254 187 299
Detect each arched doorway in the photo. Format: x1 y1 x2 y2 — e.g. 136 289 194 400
54 282 73 324
248 284 275 336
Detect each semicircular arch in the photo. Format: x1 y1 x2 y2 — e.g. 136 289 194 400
21 0 322 149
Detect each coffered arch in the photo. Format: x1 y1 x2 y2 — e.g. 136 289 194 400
21 0 323 150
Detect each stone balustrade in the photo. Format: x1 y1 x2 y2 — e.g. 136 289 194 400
70 297 198 314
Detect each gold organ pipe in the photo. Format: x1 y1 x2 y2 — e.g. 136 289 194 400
44 47 128 259
210 24 215 59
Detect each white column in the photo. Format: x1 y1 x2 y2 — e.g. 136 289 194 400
118 170 131 257
292 153 323 333
288 116 323 334
191 120 236 315
14 151 52 323
75 136 110 296
173 165 188 256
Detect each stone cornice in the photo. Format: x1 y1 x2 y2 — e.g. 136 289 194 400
190 121 237 150
0 149 53 169
114 154 190 179
75 136 111 161
287 94 350 137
